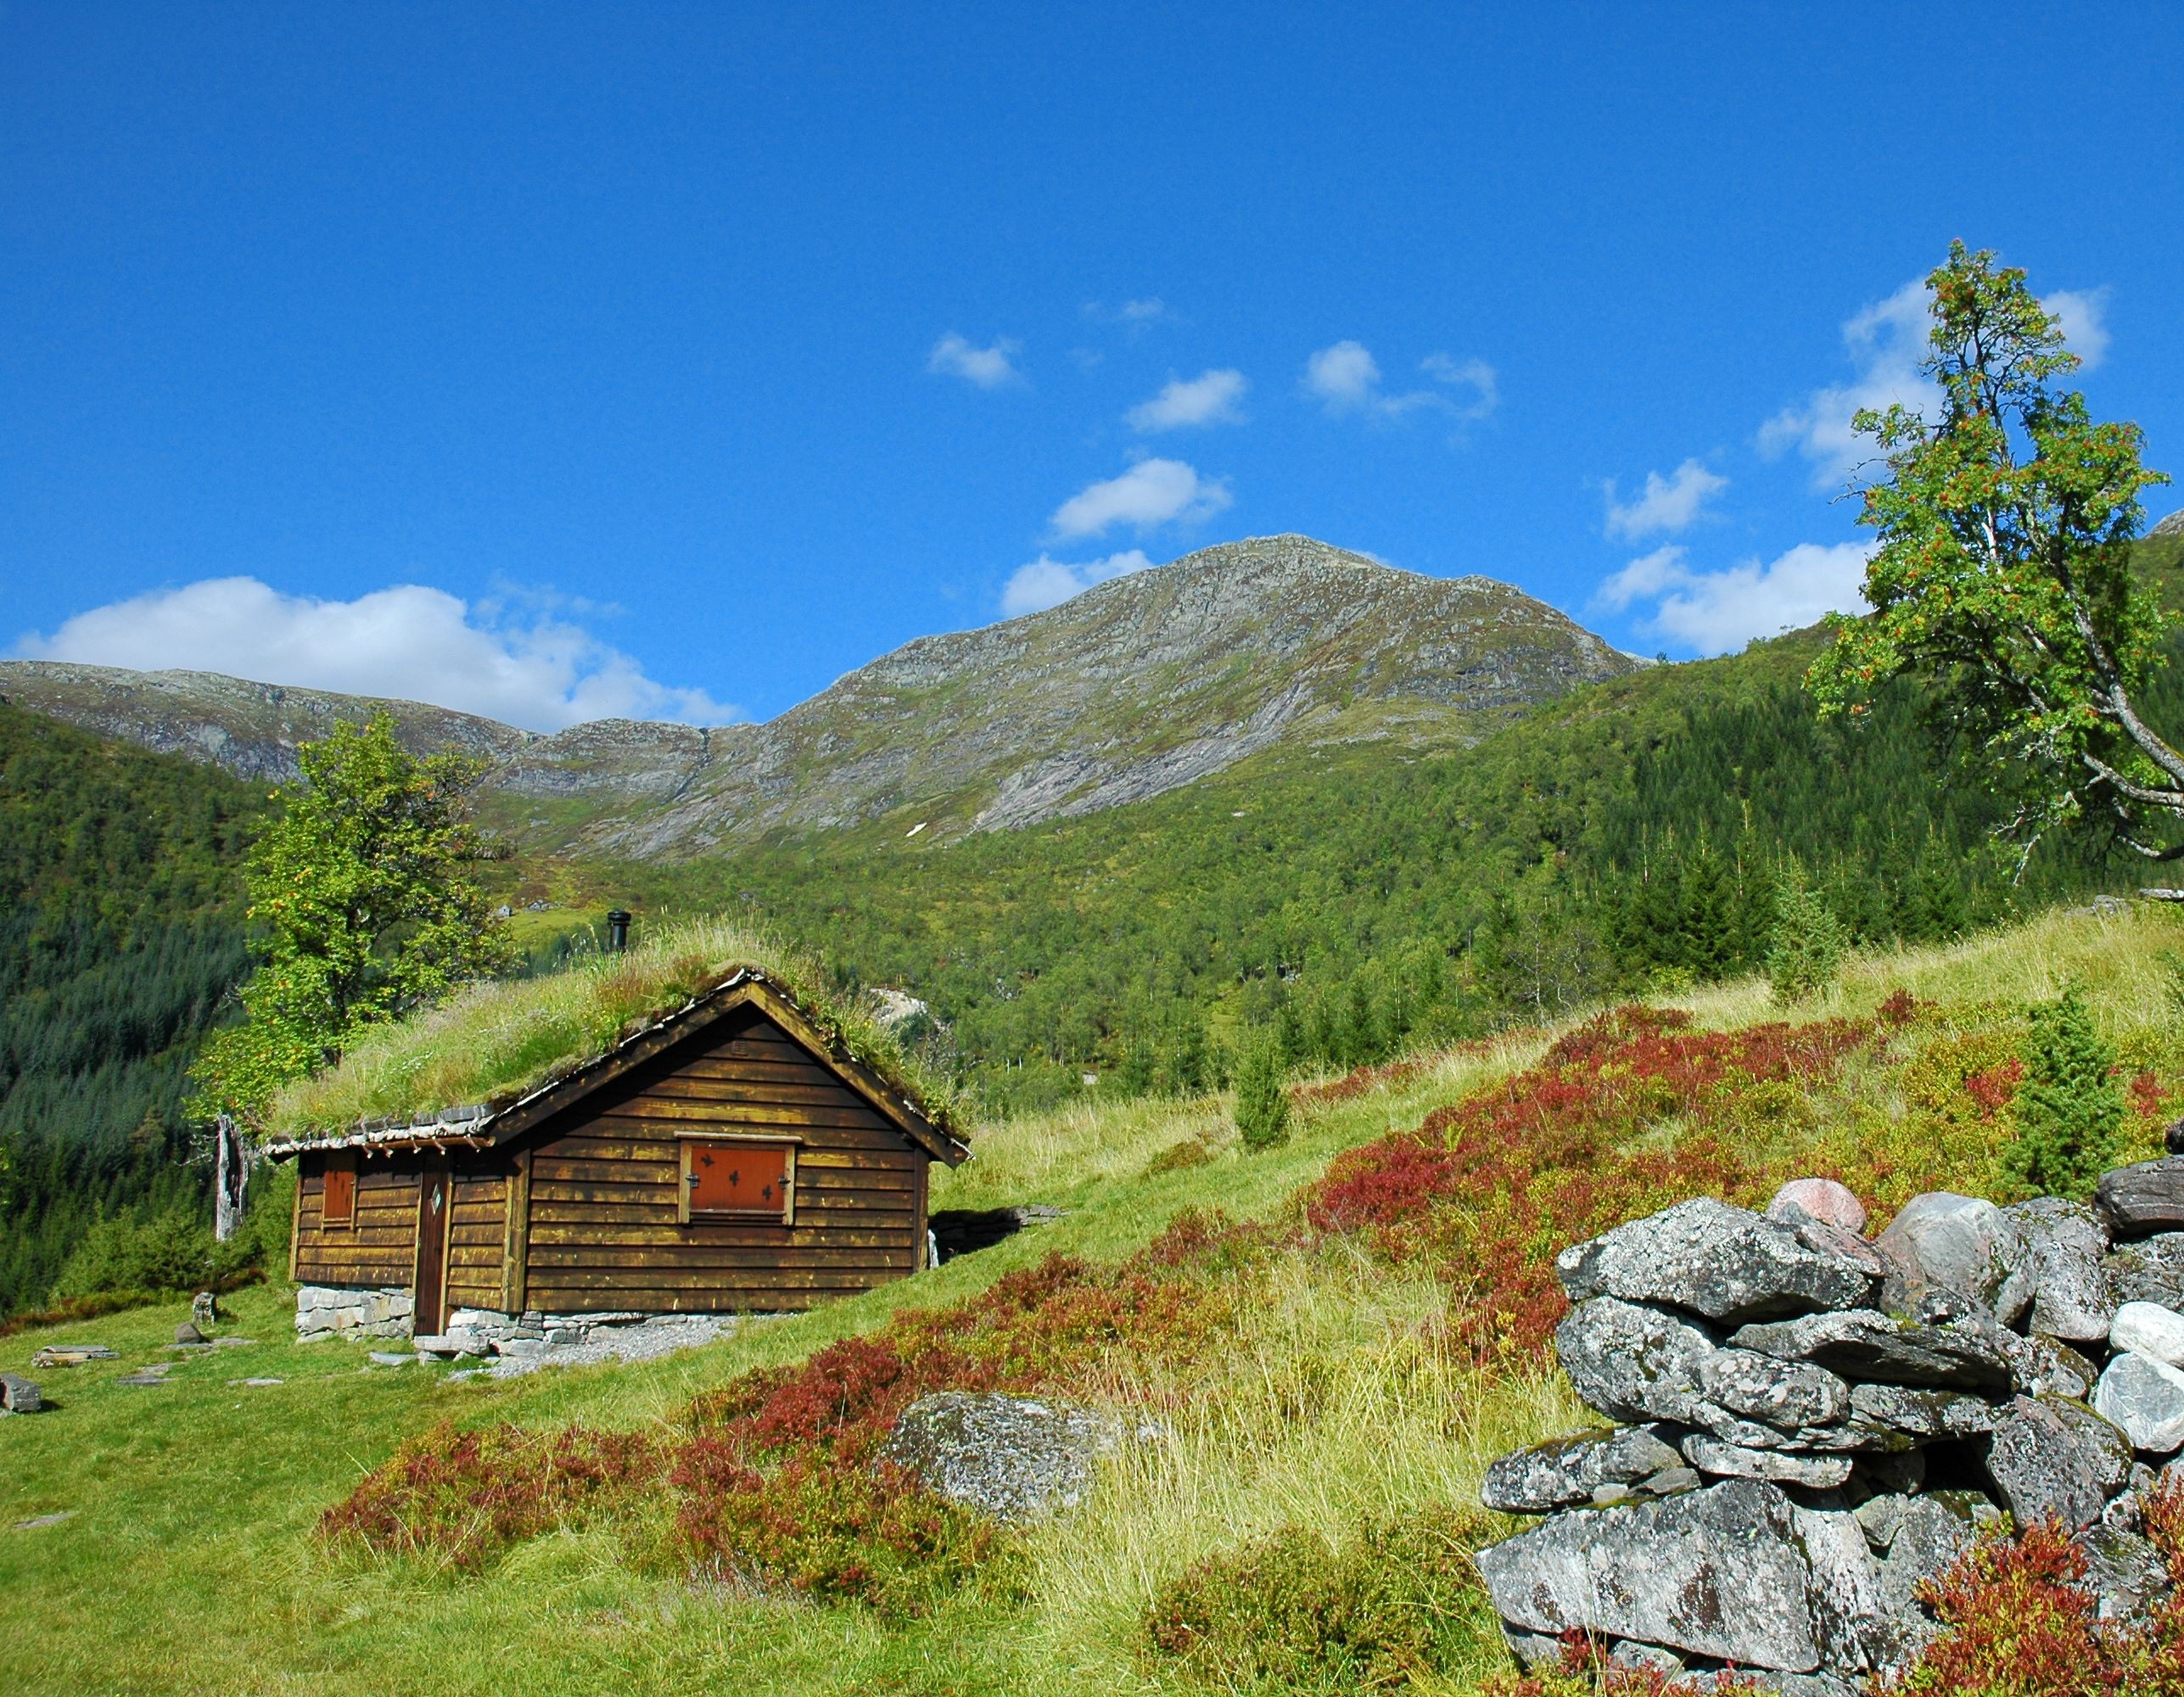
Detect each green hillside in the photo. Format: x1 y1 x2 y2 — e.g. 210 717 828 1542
610 545 2184 1115
0 701 264 1316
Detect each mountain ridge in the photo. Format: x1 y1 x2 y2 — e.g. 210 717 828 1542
0 535 1638 856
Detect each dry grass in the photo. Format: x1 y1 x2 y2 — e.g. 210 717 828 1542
271 913 969 1138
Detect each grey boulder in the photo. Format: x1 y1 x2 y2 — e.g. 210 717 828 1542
1848 1383 1997 1440
2109 1301 2184 1369
2083 1526 2172 1625
2094 1350 2184 1454
1476 1478 1878 1673
2098 1158 2184 1239
1554 1297 1718 1425
881 1392 1140 1523
0 1373 42 1414
1729 1308 2016 1394
1697 1347 1851 1432
2001 1198 2116 1344
1873 1192 2020 1313
2109 1233 2184 1308
1481 1423 1686 1514
1980 1395 2131 1532
1555 1198 1881 1325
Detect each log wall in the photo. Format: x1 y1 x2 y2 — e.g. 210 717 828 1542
294 1153 423 1289
518 1004 929 1313
445 1163 511 1313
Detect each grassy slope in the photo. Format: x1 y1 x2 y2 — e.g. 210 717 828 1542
5 899 2180 1695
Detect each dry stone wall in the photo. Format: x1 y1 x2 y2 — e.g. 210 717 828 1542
1476 1161 2184 1694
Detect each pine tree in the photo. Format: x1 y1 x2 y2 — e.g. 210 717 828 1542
2002 983 2124 1200
1233 1028 1291 1151
1766 865 1848 1005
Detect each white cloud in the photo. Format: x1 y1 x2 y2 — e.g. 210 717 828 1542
1000 550 1156 617
927 332 1023 389
1084 298 1172 333
1760 279 1930 484
13 577 739 732
1050 457 1231 539
1128 368 1248 432
1305 342 1498 426
1594 540 1873 655
1603 458 1729 541
2046 287 2111 371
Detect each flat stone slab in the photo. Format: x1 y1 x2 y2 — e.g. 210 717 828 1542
1681 1434 1852 1488
2098 1159 2184 1238
0 1373 43 1414
1557 1198 1881 1325
225 1378 283 1388
11 1512 72 1530
114 1372 171 1387
29 1345 117 1368
1555 1297 1719 1425
1477 1478 1839 1672
1848 1384 1996 1440
1482 1424 1685 1514
367 1352 413 1367
1728 1308 2015 1393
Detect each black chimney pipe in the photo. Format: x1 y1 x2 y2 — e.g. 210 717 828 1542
605 910 631 954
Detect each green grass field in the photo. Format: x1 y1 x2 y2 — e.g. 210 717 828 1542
4 900 2178 1695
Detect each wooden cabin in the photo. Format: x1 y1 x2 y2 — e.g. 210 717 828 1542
269 972 970 1335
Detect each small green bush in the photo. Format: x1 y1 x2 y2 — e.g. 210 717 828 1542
1766 871 1848 1005
53 1208 219 1301
1233 1030 1291 1151
1143 1507 1491 1691
2001 982 2125 1200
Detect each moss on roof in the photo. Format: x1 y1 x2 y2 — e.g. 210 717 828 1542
268 915 969 1141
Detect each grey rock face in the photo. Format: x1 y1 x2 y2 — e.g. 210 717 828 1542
1476 1479 1849 1672
1729 1308 2016 1394
2082 1526 2172 1624
1848 1384 1997 1440
1481 1424 1686 1514
0 1373 42 1414
1874 1192 2020 1311
1556 1198 1881 1325
2110 1301 2184 1368
1872 1493 1996 1664
2098 1158 2184 1239
2002 1198 2116 1344
1769 1179 1868 1235
1980 1395 2132 1532
2095 1350 2184 1453
1697 1347 1852 1431
881 1392 1137 1523
1554 1297 1719 1425
1681 1434 1853 1488
2016 1333 2101 1401
2109 1232 2184 1307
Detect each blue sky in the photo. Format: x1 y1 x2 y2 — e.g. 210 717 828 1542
5 4 2180 731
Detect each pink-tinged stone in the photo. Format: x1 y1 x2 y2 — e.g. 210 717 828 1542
1768 1179 1868 1235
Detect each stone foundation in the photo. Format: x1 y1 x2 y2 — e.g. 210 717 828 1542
295 1285 414 1341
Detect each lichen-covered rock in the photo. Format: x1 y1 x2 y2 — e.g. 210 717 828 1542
2109 1301 2184 1368
1476 1478 1868 1672
1481 1424 1685 1514
2014 1332 2101 1401
2098 1158 2184 1239
1555 1198 1881 1325
2082 1526 2172 1624
1680 1433 1852 1488
0 1373 42 1414
1873 1193 2021 1312
2094 1350 2184 1454
1554 1297 1719 1425
1847 1383 1997 1440
2109 1232 2184 1307
881 1392 1136 1522
1728 1308 2016 1394
1871 1493 1998 1665
2001 1198 2116 1344
1769 1179 1868 1235
1980 1395 2131 1532
1697 1347 1851 1432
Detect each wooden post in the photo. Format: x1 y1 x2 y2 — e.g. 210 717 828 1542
501 1148 533 1316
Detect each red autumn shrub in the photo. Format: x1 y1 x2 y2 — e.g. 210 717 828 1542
320 1420 665 1570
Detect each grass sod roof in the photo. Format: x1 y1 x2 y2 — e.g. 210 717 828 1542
265 915 972 1155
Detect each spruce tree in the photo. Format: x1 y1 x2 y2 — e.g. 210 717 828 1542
1766 865 1848 1005
1233 1029 1291 1151
2002 983 2124 1200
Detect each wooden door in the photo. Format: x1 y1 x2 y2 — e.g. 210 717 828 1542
413 1156 452 1336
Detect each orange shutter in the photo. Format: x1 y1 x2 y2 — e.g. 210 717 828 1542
323 1157 357 1228
682 1140 792 1219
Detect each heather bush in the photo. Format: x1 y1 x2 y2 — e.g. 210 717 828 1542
2002 983 2125 1201
1142 1506 1492 1691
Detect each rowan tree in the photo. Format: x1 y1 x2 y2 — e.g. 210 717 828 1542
192 715 511 1124
1807 242 2175 871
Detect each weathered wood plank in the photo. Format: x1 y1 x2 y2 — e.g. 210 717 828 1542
503 1146 533 1315
527 1242 912 1268
529 1265 909 1293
